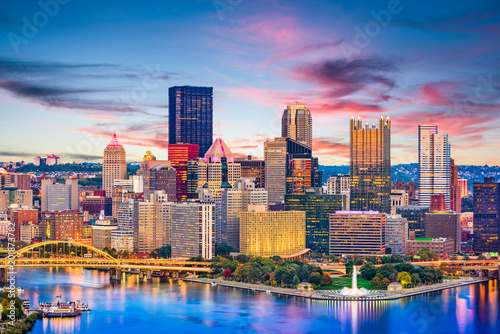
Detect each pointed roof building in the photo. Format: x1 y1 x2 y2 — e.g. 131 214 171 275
204 137 234 162
107 133 123 147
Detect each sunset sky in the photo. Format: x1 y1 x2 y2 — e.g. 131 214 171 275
0 0 499 165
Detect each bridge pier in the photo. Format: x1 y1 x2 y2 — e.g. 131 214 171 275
110 268 122 282
146 270 152 281
172 271 179 278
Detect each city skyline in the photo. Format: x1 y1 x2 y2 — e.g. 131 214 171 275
0 1 499 165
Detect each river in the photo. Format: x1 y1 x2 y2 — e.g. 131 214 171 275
14 268 499 334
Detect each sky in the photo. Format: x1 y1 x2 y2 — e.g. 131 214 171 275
0 0 499 165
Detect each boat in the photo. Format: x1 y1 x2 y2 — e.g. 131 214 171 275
38 300 91 313
43 308 80 318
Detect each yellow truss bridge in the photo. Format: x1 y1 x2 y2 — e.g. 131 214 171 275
0 240 212 283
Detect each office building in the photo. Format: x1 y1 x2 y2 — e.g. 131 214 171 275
103 133 127 198
327 175 350 195
473 178 500 253
385 214 408 255
168 86 213 157
12 207 38 241
111 229 134 252
133 198 168 254
139 151 170 198
150 165 177 202
285 189 343 254
329 211 386 256
34 155 60 166
392 180 417 203
41 178 78 212
406 237 455 259
459 179 469 198
282 103 312 148
92 224 118 250
170 202 215 260
168 143 199 201
264 138 287 205
235 156 266 188
221 178 268 249
19 222 42 243
396 206 429 239
425 211 461 253
239 205 306 257
41 211 84 241
391 189 409 214
350 116 391 213
82 190 112 216
418 125 450 209
197 138 241 201
450 158 461 213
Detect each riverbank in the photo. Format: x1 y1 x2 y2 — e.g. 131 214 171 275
184 277 491 301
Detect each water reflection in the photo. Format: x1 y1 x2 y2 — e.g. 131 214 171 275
14 268 500 334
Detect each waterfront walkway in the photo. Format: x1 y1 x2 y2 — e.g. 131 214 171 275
185 277 490 301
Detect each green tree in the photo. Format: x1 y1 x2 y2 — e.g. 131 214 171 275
371 276 381 287
462 255 470 261
309 272 322 285
396 272 412 288
395 263 414 273
345 261 354 276
359 262 377 280
381 278 390 287
478 254 486 260
411 273 421 286
292 275 300 286
377 263 397 278
328 254 340 263
215 243 235 256
235 254 249 263
320 274 333 287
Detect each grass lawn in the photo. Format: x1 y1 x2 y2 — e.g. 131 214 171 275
443 276 461 280
315 277 385 291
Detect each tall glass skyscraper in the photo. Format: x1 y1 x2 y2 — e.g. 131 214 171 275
168 86 213 157
282 103 312 148
473 177 500 253
350 116 391 213
418 125 450 209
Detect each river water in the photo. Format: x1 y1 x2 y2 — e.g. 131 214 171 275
14 268 499 334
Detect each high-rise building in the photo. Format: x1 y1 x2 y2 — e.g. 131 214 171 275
92 224 118 250
327 175 350 195
168 86 213 157
20 222 42 243
473 178 500 253
12 207 38 241
239 205 306 257
418 125 450 209
285 189 343 254
170 202 214 260
350 116 391 213
42 179 79 212
391 189 409 214
385 214 408 255
264 137 321 205
221 178 268 250
329 211 386 256
82 190 112 216
139 151 170 198
396 206 429 238
150 165 177 202
103 134 127 198
41 211 84 241
450 158 461 213
281 103 312 148
168 143 199 201
459 179 469 198
425 211 461 253
235 156 266 188
197 138 241 201
133 194 170 254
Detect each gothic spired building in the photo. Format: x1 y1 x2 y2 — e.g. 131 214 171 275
168 86 213 157
350 116 391 213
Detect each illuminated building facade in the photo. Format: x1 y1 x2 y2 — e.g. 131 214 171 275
41 211 84 241
150 165 177 202
350 116 391 213
329 211 386 256
285 190 343 254
418 125 450 209
168 86 213 157
168 143 199 201
282 103 312 148
239 205 306 257
425 211 461 253
385 214 408 255
391 189 408 214
92 224 118 250
235 156 266 188
103 134 127 198
392 180 417 202
459 179 469 198
406 237 455 259
450 158 461 213
264 138 287 205
139 151 170 198
473 177 500 253
12 208 38 241
396 206 429 238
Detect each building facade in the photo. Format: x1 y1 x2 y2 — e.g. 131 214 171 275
425 211 461 253
385 214 408 255
473 177 500 253
350 116 391 213
281 103 312 148
329 211 386 256
41 211 84 241
168 143 199 201
239 205 306 257
396 206 429 239
406 238 455 259
418 125 450 209
235 156 266 189
391 189 409 214
450 158 461 213
103 134 127 198
168 86 213 157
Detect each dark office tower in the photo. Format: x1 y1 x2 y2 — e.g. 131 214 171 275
168 86 213 157
150 165 177 202
350 116 391 213
285 189 343 254
234 156 266 188
168 144 199 201
396 206 429 238
450 158 461 213
473 177 500 253
282 103 312 148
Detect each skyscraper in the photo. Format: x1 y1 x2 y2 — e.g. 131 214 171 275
282 103 312 148
350 116 391 213
168 143 199 201
264 138 287 205
418 125 450 209
473 177 500 253
234 156 266 188
168 86 213 157
103 133 127 198
450 158 461 213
